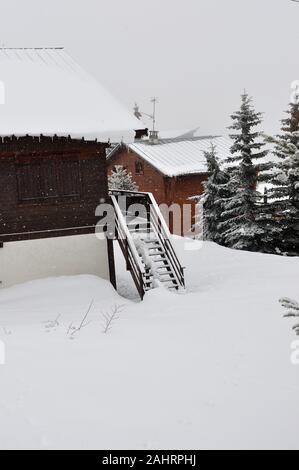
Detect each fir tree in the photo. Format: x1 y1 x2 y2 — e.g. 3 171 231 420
198 144 229 244
108 165 139 191
221 92 269 251
277 101 299 150
268 101 299 255
255 188 283 254
280 297 299 337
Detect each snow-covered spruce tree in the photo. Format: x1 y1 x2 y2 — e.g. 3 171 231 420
108 165 139 191
284 147 299 255
277 101 299 150
221 92 270 252
280 297 299 336
195 144 229 244
268 102 299 255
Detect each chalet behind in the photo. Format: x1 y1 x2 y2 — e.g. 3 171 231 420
107 135 232 234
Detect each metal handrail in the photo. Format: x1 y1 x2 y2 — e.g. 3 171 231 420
149 213 185 287
147 194 185 287
111 195 147 299
110 189 185 293
111 195 146 275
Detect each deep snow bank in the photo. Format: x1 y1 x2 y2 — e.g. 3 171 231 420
0 241 298 450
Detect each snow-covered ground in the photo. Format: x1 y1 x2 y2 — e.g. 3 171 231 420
0 240 298 450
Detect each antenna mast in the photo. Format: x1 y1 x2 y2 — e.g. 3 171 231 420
133 98 159 144
150 97 158 132
134 97 159 132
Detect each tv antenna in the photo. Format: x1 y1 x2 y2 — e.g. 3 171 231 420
134 97 159 133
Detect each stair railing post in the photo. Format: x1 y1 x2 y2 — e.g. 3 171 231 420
125 238 131 271
139 271 145 300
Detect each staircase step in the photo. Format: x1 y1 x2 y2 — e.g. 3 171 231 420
112 194 185 299
160 279 179 285
129 228 154 233
128 225 152 229
158 272 175 277
127 223 150 227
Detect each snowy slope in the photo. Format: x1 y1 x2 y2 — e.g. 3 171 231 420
0 241 298 450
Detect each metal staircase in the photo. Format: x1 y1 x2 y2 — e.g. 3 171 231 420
110 190 185 300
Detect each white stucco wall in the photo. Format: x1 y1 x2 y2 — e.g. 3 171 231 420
0 234 110 288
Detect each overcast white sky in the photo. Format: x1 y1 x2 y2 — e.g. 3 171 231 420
0 0 298 135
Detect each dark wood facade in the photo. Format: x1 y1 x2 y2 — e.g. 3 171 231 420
0 135 109 243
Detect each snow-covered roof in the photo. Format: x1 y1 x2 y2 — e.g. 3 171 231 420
157 127 201 140
0 48 144 143
120 135 233 177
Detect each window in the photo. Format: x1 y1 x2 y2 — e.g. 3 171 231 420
135 161 144 175
17 159 81 203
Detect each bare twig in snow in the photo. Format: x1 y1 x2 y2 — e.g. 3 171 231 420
101 304 124 334
66 322 74 336
69 299 94 339
43 314 61 332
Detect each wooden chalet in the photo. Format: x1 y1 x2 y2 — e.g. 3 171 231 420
0 48 143 290
107 133 232 235
0 48 185 299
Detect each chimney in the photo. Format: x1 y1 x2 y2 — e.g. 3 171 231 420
148 130 159 145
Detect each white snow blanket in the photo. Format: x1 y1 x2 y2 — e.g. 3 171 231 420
0 240 298 450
